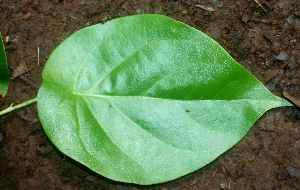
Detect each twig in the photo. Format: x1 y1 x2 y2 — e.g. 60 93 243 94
196 4 216 12
201 169 205 186
254 0 267 12
263 33 273 43
190 177 197 185
37 46 40 67
69 13 77 20
8 63 40 89
205 169 217 186
0 97 37 116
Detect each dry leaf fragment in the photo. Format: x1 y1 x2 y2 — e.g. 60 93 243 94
11 64 28 79
283 91 300 107
4 36 9 42
23 12 32 20
195 4 216 12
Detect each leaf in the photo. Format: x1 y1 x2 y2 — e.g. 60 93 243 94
37 14 293 185
0 32 9 97
283 91 300 107
11 63 28 79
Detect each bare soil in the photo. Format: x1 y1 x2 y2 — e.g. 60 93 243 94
1 0 300 189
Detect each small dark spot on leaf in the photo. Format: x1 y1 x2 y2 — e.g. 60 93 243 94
109 105 112 108
186 110 190 113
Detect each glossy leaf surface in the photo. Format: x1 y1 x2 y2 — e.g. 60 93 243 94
37 14 292 185
0 32 9 97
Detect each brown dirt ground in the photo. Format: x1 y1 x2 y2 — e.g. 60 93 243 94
1 0 300 189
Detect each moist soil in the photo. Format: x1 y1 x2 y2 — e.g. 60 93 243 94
1 0 300 189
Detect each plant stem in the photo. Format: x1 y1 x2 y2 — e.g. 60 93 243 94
0 97 37 116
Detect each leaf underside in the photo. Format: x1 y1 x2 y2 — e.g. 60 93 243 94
37 14 292 185
0 32 9 97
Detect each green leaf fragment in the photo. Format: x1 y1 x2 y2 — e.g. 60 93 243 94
0 32 9 97
37 14 293 185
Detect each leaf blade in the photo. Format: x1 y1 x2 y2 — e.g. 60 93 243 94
37 14 293 185
0 32 9 97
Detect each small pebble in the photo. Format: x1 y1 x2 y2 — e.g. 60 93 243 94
287 165 299 178
136 9 142 14
275 52 288 61
40 44 46 50
61 23 67 29
295 18 300 30
249 155 255 161
80 0 86 5
23 12 32 20
294 107 300 120
242 15 249 23
11 5 18 13
20 24 31 31
171 2 180 10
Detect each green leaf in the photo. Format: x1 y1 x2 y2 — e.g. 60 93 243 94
0 32 9 97
37 14 292 185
